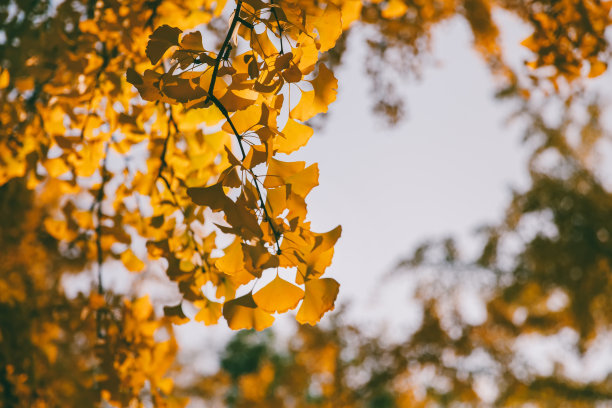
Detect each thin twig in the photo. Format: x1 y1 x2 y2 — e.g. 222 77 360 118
270 0 284 54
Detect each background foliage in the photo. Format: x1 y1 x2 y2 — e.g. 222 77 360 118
2 0 612 405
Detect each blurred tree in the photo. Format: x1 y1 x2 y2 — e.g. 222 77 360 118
2 0 612 405
187 94 612 406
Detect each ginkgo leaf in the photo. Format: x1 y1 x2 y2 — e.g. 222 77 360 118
194 299 223 325
275 119 313 154
286 163 319 198
223 293 275 330
126 68 168 102
243 144 268 169
215 239 246 275
146 25 182 64
253 275 305 313
187 183 228 211
296 278 340 325
290 64 337 121
180 31 205 51
266 185 288 217
162 76 207 103
222 104 261 135
224 199 264 239
121 248 145 272
314 4 343 52
163 303 190 325
263 158 306 188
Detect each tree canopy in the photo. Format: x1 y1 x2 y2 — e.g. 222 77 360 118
1 0 612 405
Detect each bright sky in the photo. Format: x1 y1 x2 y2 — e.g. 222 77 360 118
173 14 536 370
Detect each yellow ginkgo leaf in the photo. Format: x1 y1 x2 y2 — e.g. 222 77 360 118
194 298 223 325
215 239 246 275
222 104 261 135
314 4 343 52
296 278 340 325
263 158 306 188
266 185 288 218
275 119 313 154
286 163 319 198
223 293 275 330
253 275 305 313
290 64 337 121
121 248 146 272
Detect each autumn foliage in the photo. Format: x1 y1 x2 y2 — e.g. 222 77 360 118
2 0 612 405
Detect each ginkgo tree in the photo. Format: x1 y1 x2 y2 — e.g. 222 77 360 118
2 0 612 405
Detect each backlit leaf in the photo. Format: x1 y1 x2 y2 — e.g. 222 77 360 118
253 275 305 313
180 31 205 51
146 25 183 64
275 119 313 154
223 293 275 330
296 278 340 325
290 64 337 121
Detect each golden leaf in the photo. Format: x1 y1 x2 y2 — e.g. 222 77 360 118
194 299 223 325
253 275 305 313
275 119 313 154
314 4 343 52
263 158 306 188
223 293 275 330
290 64 337 121
121 248 146 272
286 163 319 198
215 239 246 275
296 278 340 325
